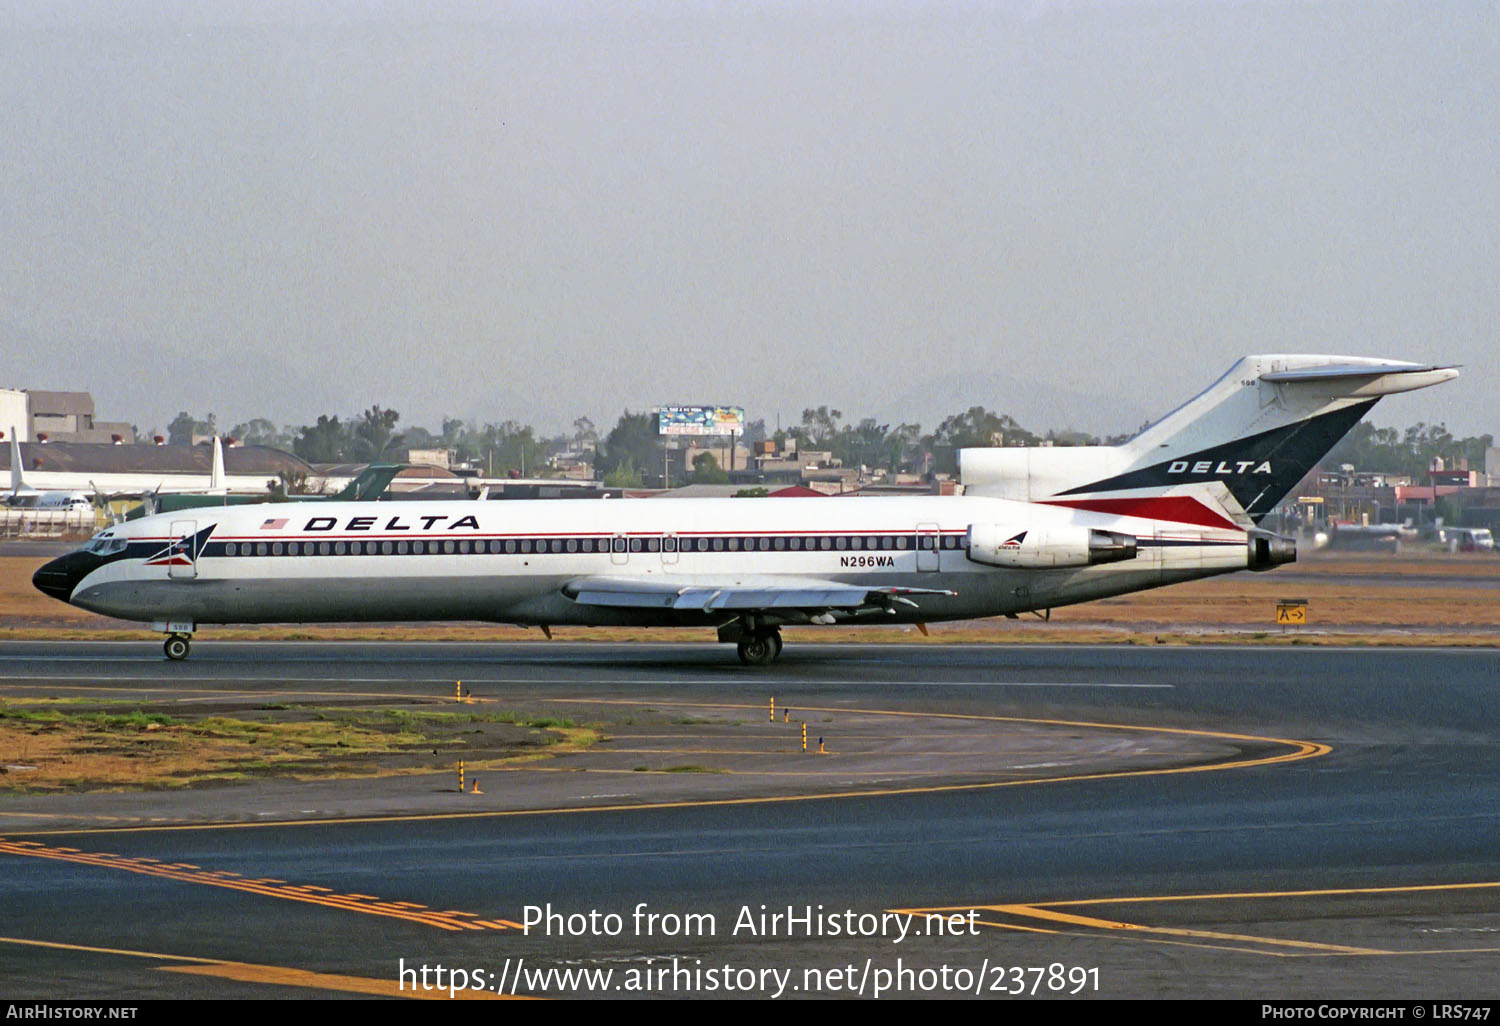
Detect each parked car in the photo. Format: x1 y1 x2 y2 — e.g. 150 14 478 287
1439 527 1496 553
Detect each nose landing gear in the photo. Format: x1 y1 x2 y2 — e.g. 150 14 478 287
155 620 197 661
163 633 192 661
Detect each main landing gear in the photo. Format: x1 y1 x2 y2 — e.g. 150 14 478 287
736 630 783 667
163 633 192 661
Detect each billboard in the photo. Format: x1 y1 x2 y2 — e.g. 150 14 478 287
656 406 746 437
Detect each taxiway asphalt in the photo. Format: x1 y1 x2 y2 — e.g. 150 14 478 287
1 641 1497 999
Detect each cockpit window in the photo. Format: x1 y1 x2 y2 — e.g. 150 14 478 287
83 532 127 555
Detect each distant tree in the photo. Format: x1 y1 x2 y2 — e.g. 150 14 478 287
1045 428 1102 447
690 452 729 484
792 406 844 450
810 418 923 474
293 415 347 464
401 424 438 451
166 413 191 445
602 454 644 488
1325 421 1494 478
595 411 660 483
741 418 767 447
1435 494 1463 525
475 420 543 477
440 416 466 448
572 416 598 447
167 411 216 446
229 418 291 449
880 421 922 472
349 406 402 462
268 470 320 500
733 486 770 498
928 406 1038 450
831 418 881 471
922 406 1040 475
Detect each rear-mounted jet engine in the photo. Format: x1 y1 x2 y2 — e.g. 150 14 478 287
966 524 1138 569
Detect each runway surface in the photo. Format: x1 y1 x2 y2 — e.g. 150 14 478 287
2 641 1498 999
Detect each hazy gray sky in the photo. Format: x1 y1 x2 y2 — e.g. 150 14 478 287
2 0 1495 439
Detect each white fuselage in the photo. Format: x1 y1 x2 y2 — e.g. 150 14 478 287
6 490 92 511
58 494 1255 629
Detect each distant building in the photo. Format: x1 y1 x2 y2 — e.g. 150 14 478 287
1430 469 1480 488
406 448 454 470
545 447 596 480
1 389 135 444
0 389 28 442
0 441 313 495
381 463 464 494
676 438 750 476
26 391 93 438
1288 455 1500 532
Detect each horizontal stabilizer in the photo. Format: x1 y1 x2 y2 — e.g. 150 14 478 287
1258 362 1458 390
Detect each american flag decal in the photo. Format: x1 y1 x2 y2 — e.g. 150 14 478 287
260 518 288 530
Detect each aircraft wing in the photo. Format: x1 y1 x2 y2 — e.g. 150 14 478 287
564 575 954 613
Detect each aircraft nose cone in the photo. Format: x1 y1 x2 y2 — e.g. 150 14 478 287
33 552 101 604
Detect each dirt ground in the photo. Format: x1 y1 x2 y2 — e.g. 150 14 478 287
0 700 601 793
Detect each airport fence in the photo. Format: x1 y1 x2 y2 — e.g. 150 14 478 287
0 509 101 538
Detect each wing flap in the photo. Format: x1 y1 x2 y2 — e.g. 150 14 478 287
566 576 953 613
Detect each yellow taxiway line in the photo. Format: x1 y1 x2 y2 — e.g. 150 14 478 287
0 839 509 933
0 935 528 999
898 880 1500 958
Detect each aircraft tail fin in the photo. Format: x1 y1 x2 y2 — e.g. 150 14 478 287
209 436 226 493
960 355 1458 523
333 463 405 502
8 430 21 496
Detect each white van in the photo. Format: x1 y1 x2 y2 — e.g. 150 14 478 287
1443 527 1496 553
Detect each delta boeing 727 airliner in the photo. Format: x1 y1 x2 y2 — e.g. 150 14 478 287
34 355 1457 664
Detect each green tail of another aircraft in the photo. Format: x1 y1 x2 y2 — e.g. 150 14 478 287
126 463 407 520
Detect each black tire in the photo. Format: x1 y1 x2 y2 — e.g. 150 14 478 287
164 635 190 661
737 636 776 667
769 632 783 659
